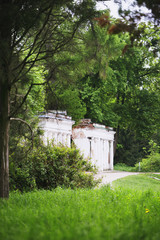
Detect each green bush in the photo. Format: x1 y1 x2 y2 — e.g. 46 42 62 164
9 140 99 192
135 153 160 172
135 140 160 172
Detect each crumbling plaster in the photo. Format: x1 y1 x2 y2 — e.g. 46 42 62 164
39 112 115 171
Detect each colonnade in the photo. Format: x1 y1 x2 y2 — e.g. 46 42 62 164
38 112 75 148
72 126 115 171
39 112 115 171
43 131 71 147
80 137 114 171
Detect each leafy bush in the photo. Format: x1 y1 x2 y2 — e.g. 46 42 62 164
10 140 99 192
135 140 160 172
135 153 160 172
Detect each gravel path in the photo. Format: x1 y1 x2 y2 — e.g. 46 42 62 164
94 171 139 186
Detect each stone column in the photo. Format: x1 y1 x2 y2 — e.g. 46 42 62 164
62 133 65 145
93 138 98 166
96 138 100 171
91 137 96 166
57 133 62 145
67 134 71 147
103 139 108 170
105 140 109 170
110 140 114 170
101 139 104 171
99 138 103 171
54 132 58 145
94 138 98 168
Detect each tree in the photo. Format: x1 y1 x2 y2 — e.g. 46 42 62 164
0 0 98 198
109 23 160 164
93 2 160 163
45 14 129 125
135 0 160 24
48 17 160 166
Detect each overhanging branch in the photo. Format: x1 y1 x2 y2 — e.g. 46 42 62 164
10 117 34 149
10 82 46 117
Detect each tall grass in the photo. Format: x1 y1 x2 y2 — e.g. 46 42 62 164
114 163 136 172
1 178 160 240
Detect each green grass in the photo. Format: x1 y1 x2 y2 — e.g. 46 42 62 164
113 174 160 192
114 163 136 172
0 175 160 240
146 173 160 180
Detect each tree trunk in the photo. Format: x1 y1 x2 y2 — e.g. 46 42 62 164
0 0 12 199
0 81 10 198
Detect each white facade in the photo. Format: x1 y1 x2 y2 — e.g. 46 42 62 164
38 111 75 147
72 120 115 171
39 113 115 171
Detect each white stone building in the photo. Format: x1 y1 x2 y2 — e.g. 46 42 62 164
38 111 75 147
72 119 115 171
39 112 115 171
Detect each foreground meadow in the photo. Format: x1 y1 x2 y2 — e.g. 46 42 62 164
0 175 160 240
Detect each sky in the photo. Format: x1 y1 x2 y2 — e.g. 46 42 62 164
96 0 151 19
96 0 119 17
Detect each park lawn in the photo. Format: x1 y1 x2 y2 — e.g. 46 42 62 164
0 175 160 240
112 173 160 192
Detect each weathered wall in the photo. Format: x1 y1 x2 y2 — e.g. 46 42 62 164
72 120 115 171
38 111 75 147
39 114 115 171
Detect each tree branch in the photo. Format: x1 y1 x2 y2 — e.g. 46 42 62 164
12 4 53 49
11 7 53 85
10 82 46 117
10 118 34 149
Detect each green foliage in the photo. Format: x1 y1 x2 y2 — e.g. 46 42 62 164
50 89 87 123
25 66 46 116
114 128 148 166
1 181 160 240
146 173 160 180
135 153 160 172
10 64 46 118
45 21 160 168
113 174 160 192
135 141 160 172
114 163 136 172
46 17 127 125
9 140 99 192
145 140 160 155
78 74 105 123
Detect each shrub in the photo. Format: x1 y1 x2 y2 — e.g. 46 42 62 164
135 140 160 172
9 140 99 192
135 153 160 172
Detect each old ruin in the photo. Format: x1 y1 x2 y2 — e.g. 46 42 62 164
38 111 75 147
39 111 115 171
72 119 115 171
